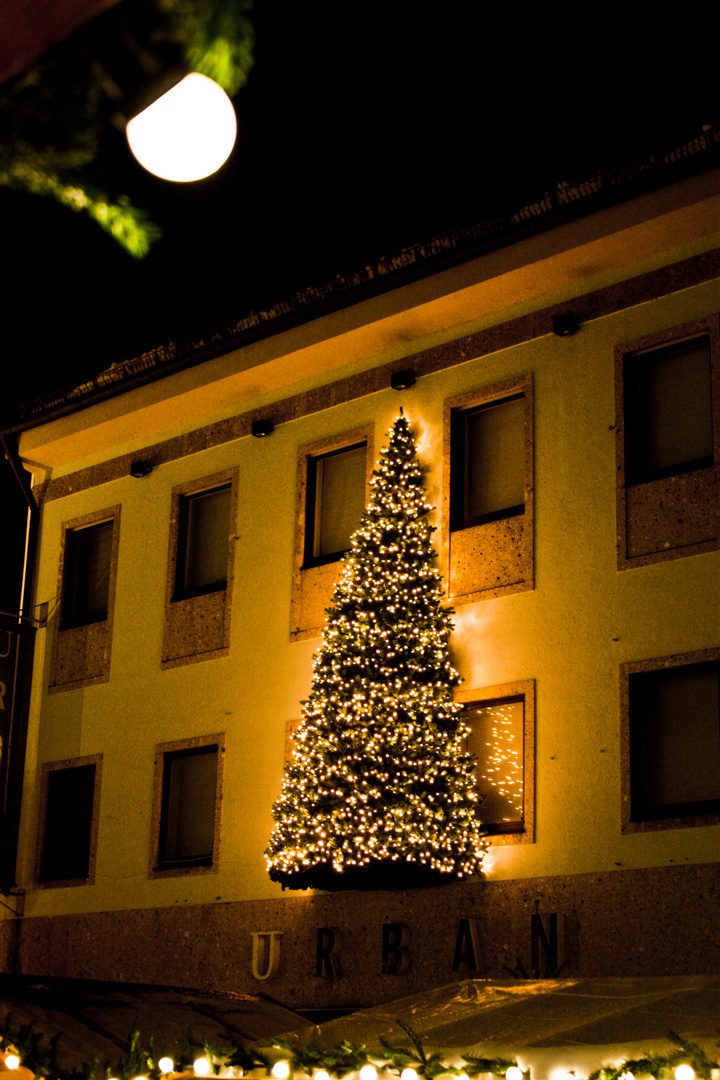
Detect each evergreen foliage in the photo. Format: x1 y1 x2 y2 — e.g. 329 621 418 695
266 412 486 891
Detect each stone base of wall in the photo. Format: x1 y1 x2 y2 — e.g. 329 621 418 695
2 863 719 1011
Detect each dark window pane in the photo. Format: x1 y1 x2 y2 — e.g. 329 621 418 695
305 443 366 565
452 395 525 528
465 697 524 832
160 746 218 865
625 336 713 483
63 521 112 627
177 485 231 596
630 662 720 820
39 764 96 881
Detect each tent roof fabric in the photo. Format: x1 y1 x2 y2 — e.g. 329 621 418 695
1 975 719 1080
293 977 720 1080
0 977 312 1071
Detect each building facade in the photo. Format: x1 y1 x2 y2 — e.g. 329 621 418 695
2 162 720 1012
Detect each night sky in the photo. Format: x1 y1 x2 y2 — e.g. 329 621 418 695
2 5 715 409
0 4 716 609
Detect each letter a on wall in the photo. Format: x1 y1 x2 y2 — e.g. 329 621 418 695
452 917 480 973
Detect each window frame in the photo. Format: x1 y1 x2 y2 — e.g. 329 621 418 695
620 648 720 834
35 754 102 888
622 335 714 486
456 679 535 845
149 733 225 878
173 482 233 601
450 390 527 531
615 315 720 570
61 519 115 629
162 469 238 669
303 440 368 568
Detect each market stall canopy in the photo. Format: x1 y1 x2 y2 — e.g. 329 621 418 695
285 977 720 1080
0 976 312 1072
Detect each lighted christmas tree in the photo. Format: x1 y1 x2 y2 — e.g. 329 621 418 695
266 411 486 891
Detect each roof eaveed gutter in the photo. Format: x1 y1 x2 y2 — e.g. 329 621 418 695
6 123 720 436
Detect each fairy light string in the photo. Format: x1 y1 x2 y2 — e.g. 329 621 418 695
265 412 486 890
0 1019 714 1080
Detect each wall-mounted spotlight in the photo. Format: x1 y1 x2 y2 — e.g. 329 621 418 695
391 370 416 390
252 419 274 437
130 460 152 477
553 313 580 336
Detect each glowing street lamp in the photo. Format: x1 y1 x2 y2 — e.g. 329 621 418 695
126 73 237 182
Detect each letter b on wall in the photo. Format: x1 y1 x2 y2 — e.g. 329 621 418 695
381 922 410 975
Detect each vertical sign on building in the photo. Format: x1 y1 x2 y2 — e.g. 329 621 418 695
0 614 35 894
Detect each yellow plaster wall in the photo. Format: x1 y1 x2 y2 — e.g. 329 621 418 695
13 268 720 928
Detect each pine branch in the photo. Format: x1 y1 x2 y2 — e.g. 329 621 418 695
0 163 161 258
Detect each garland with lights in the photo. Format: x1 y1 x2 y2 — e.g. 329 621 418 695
266 412 487 891
0 1016 715 1080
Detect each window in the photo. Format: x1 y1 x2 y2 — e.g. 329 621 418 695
451 394 525 529
443 375 533 604
51 506 120 692
457 680 534 844
623 335 713 485
291 426 373 641
62 521 113 627
615 317 719 569
163 470 237 668
623 651 720 830
36 756 101 886
151 735 224 876
304 441 367 566
175 484 232 598
465 696 525 833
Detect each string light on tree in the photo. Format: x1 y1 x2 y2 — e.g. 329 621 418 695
266 411 486 890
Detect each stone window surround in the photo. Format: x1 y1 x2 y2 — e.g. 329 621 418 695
614 314 720 570
50 506 121 693
442 373 534 605
290 425 374 642
162 468 238 669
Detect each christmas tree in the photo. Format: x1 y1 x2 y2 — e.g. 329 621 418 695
266 412 487 890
